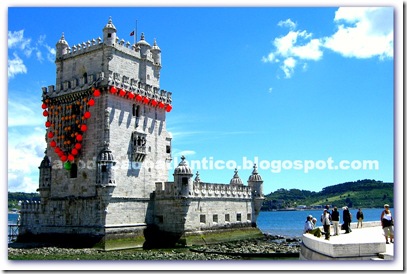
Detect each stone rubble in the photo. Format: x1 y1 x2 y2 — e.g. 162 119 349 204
8 234 301 260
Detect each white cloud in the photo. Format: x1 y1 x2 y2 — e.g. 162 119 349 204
281 57 296 78
262 27 323 78
262 7 393 80
8 53 27 78
291 38 323 60
8 30 56 79
277 18 297 30
273 30 322 61
8 127 46 193
45 44 56 62
173 150 197 157
8 30 31 52
261 52 277 63
323 7 393 59
8 98 44 127
36 51 43 62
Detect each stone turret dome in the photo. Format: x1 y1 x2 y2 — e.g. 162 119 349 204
248 164 263 182
39 155 51 168
137 33 151 47
103 17 116 31
151 38 161 52
230 169 243 185
56 33 69 47
97 142 115 163
174 155 192 175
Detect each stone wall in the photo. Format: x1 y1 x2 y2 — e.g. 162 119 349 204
154 181 253 234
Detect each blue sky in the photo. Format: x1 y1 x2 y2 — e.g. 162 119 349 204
7 6 399 195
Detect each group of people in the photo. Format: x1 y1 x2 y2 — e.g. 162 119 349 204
303 204 394 244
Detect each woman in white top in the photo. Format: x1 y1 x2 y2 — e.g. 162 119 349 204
380 204 394 244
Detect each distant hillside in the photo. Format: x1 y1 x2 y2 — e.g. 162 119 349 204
8 179 393 212
8 192 40 212
262 179 393 210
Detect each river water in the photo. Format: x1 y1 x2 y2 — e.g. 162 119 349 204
8 207 391 239
257 208 392 238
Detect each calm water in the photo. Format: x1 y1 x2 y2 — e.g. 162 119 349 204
8 208 391 238
8 213 19 225
256 208 393 238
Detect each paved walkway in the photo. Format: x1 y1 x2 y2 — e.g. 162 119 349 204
302 222 394 260
324 225 394 258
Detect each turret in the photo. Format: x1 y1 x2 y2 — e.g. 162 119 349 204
103 17 117 46
96 142 116 187
247 164 264 223
229 169 243 185
38 151 51 200
55 33 69 58
151 38 161 65
173 156 193 198
137 32 151 58
247 164 263 197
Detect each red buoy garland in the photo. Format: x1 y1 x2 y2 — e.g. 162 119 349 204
43 86 172 167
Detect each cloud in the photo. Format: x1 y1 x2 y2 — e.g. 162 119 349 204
8 96 46 192
8 127 46 193
262 26 323 79
45 44 56 62
262 7 393 79
277 19 297 30
173 150 197 158
8 98 44 127
323 7 393 59
8 53 27 78
281 57 296 78
8 30 56 79
8 30 32 55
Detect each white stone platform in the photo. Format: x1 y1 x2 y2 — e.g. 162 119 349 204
300 221 393 260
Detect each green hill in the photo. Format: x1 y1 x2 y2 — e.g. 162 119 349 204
8 192 40 212
8 179 393 212
262 179 393 210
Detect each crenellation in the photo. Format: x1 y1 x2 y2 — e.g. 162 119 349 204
48 85 55 93
70 78 77 89
81 75 88 86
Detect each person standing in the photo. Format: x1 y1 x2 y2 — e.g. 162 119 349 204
331 206 340 236
321 209 331 240
356 208 364 228
342 206 352 233
380 204 394 244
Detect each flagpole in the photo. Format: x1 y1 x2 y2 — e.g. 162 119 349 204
135 20 138 44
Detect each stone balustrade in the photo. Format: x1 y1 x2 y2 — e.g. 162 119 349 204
155 181 252 199
20 201 41 213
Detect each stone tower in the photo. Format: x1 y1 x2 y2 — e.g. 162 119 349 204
19 17 265 249
19 17 173 249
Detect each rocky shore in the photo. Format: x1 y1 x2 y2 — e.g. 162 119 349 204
8 234 301 260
